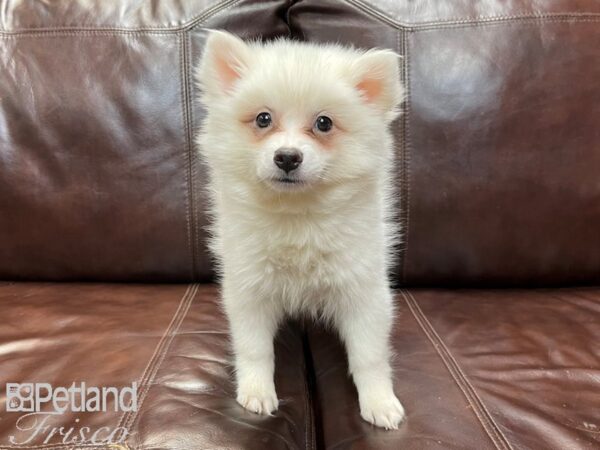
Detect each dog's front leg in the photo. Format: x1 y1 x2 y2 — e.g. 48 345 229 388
223 280 281 415
336 285 405 429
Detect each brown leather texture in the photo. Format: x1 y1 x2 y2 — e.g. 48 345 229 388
2 0 599 285
307 288 600 449
2 1 600 450
0 282 314 449
0 0 290 282
290 0 600 286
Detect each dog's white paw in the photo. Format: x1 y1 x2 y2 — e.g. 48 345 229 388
237 386 279 415
359 393 405 430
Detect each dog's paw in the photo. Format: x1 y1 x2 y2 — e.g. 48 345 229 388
237 386 279 415
359 393 405 430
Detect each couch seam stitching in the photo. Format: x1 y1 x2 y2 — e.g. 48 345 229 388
0 445 124 449
180 30 197 280
395 28 403 283
399 29 411 285
189 0 245 31
0 0 238 35
0 443 127 449
115 283 196 432
400 290 513 450
412 16 600 32
177 34 195 280
186 31 201 282
0 286 197 450
407 292 515 450
344 0 600 30
0 4 598 37
122 284 199 440
0 31 177 37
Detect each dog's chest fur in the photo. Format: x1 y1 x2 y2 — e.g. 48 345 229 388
215 184 388 314
222 209 354 282
260 216 340 279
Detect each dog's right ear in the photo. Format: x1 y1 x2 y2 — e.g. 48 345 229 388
197 30 250 97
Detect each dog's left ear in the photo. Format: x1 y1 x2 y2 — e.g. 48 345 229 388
352 50 404 117
197 30 250 98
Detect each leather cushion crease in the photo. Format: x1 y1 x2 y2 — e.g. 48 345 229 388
1 0 600 449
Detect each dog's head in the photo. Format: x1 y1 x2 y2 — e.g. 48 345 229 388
197 31 403 194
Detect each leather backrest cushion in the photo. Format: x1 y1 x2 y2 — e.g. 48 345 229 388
289 0 600 286
0 0 289 282
2 0 600 286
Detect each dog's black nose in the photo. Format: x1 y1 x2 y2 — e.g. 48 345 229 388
274 149 303 173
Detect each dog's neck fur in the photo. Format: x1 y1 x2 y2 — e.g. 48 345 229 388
218 174 384 219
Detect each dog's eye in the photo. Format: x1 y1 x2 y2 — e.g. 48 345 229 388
314 116 333 133
255 112 272 128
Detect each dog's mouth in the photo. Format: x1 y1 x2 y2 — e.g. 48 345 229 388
274 177 300 184
267 176 308 190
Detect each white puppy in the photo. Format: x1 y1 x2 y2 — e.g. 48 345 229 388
196 30 404 429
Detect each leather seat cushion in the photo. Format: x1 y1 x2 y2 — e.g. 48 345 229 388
0 282 314 449
307 288 600 449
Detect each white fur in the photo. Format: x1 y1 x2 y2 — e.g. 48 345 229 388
196 30 405 429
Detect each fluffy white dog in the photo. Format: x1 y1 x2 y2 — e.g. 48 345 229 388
196 30 404 429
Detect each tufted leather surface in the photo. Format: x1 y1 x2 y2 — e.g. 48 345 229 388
307 288 600 449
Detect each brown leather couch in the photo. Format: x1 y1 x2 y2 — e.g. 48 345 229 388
1 1 599 449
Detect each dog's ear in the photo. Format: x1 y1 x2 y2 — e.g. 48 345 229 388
351 50 404 116
197 30 250 97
